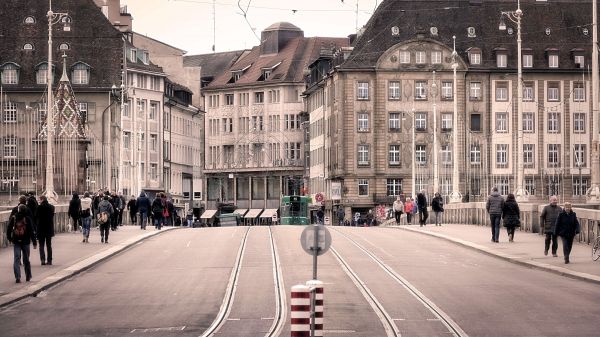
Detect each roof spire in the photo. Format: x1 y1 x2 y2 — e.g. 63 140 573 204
60 52 70 82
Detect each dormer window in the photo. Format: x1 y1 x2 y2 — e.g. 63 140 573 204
574 55 584 68
229 64 252 83
262 69 271 80
233 71 242 82
130 49 137 62
1 63 20 84
467 48 481 65
546 48 559 68
258 61 281 81
523 54 533 68
72 62 91 85
141 51 149 65
36 62 52 85
24 16 36 24
59 43 70 50
23 43 34 50
494 48 508 68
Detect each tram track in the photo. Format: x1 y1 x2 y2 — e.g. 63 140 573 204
200 226 285 337
330 227 468 337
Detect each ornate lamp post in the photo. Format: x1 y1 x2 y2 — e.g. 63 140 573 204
449 36 462 203
587 0 600 203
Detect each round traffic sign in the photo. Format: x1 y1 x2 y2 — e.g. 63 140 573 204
300 225 331 256
315 193 324 202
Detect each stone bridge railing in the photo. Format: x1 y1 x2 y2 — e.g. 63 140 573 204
0 205 72 248
443 202 600 245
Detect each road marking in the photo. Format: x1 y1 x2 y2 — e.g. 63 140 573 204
261 317 275 320
186 241 191 248
227 318 240 321
324 330 357 334
130 326 186 333
393 318 406 321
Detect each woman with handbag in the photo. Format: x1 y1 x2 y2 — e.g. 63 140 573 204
502 193 521 242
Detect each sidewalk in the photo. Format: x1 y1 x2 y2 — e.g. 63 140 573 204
0 225 176 308
392 223 600 284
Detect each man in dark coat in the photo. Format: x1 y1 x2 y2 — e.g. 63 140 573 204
486 187 505 243
554 202 580 264
127 195 138 225
7 204 37 283
136 192 151 230
431 192 444 226
416 190 429 226
35 195 55 265
68 193 81 232
26 192 38 222
540 195 561 257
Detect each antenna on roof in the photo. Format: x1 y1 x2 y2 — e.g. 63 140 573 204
212 0 216 53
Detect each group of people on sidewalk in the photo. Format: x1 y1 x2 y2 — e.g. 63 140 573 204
486 187 580 264
126 192 175 230
391 190 445 227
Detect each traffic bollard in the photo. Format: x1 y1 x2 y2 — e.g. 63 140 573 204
291 284 311 337
306 279 324 337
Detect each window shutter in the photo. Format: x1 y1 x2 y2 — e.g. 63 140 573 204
18 137 25 158
87 102 96 123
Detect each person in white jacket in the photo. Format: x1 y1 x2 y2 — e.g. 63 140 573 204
80 192 93 243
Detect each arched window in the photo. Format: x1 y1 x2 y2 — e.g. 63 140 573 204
24 16 36 24
23 43 34 50
72 62 90 85
36 63 49 84
1 63 20 84
59 43 70 50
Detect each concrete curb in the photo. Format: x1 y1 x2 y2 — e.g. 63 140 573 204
392 226 600 285
0 227 177 309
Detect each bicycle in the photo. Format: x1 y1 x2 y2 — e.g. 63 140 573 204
593 235 600 261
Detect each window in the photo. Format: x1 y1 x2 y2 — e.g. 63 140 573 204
3 136 17 158
496 53 507 68
441 81 453 100
389 112 401 131
358 179 369 196
496 178 510 196
469 51 481 65
525 178 535 196
496 112 508 132
431 51 442 64
470 113 481 131
36 63 48 84
222 117 233 133
284 114 300 130
574 55 585 68
496 144 508 168
415 51 426 64
285 142 301 160
574 144 586 168
239 92 249 106
388 81 401 100
548 144 560 167
137 99 146 117
523 54 533 68
470 177 481 196
251 115 264 131
268 89 280 103
254 92 264 104
470 82 481 100
389 145 401 166
441 145 452 165
470 144 481 164
1 63 19 84
72 63 89 85
400 51 410 63
415 177 427 194
262 69 271 80
357 144 370 166
441 113 452 131
150 163 158 181
357 113 369 131
357 82 369 100
225 94 234 105
386 179 403 196
59 43 70 51
549 54 559 68
149 102 158 120
573 82 585 102
573 178 589 196
495 82 508 101
415 81 427 100
3 102 17 123
548 112 560 133
416 145 427 165
573 113 585 133
523 112 534 133
130 49 137 62
150 134 157 151
415 112 427 130
523 144 534 167
78 103 88 123
523 82 534 101
547 82 560 101
123 132 130 149
24 16 36 24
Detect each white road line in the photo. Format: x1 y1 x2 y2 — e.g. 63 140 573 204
186 241 191 248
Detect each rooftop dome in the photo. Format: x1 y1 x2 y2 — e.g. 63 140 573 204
263 22 302 32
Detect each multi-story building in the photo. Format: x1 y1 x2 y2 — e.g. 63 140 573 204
200 22 347 221
304 0 595 221
0 0 124 203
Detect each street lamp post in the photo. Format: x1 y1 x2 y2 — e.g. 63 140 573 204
499 0 528 201
587 0 600 203
402 109 416 198
45 0 70 204
432 71 439 194
449 36 462 203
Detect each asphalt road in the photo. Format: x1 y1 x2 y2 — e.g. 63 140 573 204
1 226 599 337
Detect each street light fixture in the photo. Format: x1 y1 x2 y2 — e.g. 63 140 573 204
449 36 462 203
499 0 528 201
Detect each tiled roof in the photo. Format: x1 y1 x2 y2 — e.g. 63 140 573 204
205 36 349 90
342 0 593 70
183 51 246 78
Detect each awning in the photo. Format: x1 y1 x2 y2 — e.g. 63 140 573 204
234 209 248 216
260 208 278 218
244 209 263 218
200 209 218 219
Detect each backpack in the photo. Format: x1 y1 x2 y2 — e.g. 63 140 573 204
97 211 109 225
12 216 27 237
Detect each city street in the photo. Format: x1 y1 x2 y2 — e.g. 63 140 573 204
0 225 599 336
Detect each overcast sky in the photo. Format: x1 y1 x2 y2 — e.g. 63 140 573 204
122 0 379 55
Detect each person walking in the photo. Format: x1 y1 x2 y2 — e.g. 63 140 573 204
7 205 37 283
486 187 504 243
404 198 414 225
117 192 126 226
35 195 55 265
186 208 194 227
26 192 38 219
554 202 580 264
80 192 93 243
127 195 138 225
393 196 404 225
365 209 374 227
540 195 561 257
431 192 444 226
501 193 521 242
416 190 428 226
97 195 114 243
151 193 165 230
68 193 81 233
110 192 121 231
136 192 151 230
336 207 345 226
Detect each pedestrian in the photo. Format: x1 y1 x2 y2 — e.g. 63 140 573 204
136 192 151 230
540 195 561 257
393 196 404 225
186 208 194 227
316 208 324 225
127 195 138 225
486 187 504 243
337 207 345 226
365 209 374 227
151 193 165 230
68 193 81 232
97 195 114 243
501 193 521 242
118 192 126 226
11 195 32 219
166 196 175 226
431 192 444 226
7 204 37 283
417 190 429 226
26 192 38 219
554 202 580 264
80 192 93 243
404 197 414 225
110 192 121 231
35 195 55 265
